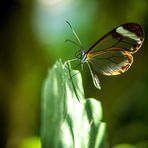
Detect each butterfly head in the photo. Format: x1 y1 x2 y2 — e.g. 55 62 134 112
75 49 87 63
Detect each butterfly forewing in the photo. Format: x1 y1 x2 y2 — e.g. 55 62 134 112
87 48 133 76
87 23 144 54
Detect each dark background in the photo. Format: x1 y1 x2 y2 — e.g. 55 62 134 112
0 0 148 147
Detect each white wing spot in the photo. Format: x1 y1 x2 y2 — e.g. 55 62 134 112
116 26 141 44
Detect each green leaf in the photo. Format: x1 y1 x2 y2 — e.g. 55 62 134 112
41 60 106 148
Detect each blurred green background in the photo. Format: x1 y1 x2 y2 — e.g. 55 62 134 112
0 0 148 148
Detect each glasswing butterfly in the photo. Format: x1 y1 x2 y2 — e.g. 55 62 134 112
67 21 144 89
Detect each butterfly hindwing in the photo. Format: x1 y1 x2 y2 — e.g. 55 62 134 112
87 48 133 76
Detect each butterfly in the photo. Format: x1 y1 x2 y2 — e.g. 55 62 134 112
67 22 144 89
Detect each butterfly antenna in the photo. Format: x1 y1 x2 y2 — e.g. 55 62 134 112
66 20 83 48
65 39 83 49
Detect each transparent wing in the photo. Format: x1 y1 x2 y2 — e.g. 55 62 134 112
87 48 133 76
87 23 144 54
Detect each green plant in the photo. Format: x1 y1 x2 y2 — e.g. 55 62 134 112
41 60 106 148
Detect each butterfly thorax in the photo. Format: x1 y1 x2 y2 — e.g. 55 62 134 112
75 49 87 63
